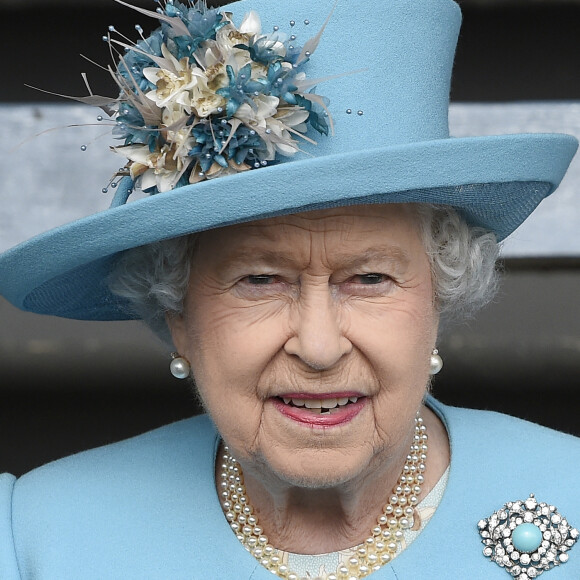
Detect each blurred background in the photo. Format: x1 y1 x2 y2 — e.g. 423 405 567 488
1 0 579 476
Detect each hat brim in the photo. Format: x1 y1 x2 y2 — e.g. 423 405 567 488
0 132 577 320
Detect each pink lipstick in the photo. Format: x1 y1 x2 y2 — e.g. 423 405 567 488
272 393 366 427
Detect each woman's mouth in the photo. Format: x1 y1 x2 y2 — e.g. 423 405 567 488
272 394 366 427
279 396 361 414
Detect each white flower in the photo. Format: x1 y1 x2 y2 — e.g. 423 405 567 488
238 11 261 35
195 45 230 91
265 106 310 156
193 90 226 117
160 105 195 158
234 97 311 159
143 44 204 109
189 157 251 184
214 22 251 56
271 106 310 134
234 95 280 128
113 142 193 193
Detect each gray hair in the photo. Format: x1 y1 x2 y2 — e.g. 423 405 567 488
415 204 500 324
108 204 500 345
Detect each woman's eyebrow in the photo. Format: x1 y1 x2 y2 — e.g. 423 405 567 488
330 247 412 269
218 249 299 269
218 246 411 270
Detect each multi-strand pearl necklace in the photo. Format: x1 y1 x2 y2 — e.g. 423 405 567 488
218 413 427 580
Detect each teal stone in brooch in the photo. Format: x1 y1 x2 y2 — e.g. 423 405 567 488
512 523 543 554
478 494 578 579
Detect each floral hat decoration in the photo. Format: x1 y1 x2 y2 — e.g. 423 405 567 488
98 0 336 194
0 0 577 320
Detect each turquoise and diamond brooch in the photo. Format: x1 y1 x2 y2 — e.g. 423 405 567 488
478 494 578 578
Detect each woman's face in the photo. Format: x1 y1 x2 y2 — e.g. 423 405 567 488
169 204 439 488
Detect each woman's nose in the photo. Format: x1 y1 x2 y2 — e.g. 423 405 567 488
283 284 352 370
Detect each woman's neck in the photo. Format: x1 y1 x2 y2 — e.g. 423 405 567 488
218 405 450 554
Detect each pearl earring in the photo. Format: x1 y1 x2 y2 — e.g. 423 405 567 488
170 353 191 379
429 348 443 375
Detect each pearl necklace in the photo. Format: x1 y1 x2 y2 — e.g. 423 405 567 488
218 413 427 580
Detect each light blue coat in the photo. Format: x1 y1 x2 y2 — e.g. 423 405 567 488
1 399 579 579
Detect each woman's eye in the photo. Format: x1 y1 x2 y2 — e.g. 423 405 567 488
235 274 287 299
246 275 277 285
353 273 389 285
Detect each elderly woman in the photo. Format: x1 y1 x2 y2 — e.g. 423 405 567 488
0 0 579 578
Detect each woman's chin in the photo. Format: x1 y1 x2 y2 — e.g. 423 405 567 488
252 400 376 488
261 450 371 490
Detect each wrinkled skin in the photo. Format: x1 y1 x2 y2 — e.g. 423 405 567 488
169 204 450 553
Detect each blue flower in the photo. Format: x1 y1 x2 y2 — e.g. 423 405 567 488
118 29 164 93
113 103 158 148
216 63 269 118
226 125 268 166
234 34 286 66
267 63 300 104
183 5 225 43
162 3 226 61
295 93 330 136
283 44 303 66
163 1 188 19
190 121 227 172
188 120 268 172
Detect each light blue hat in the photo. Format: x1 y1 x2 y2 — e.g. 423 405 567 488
0 0 577 321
